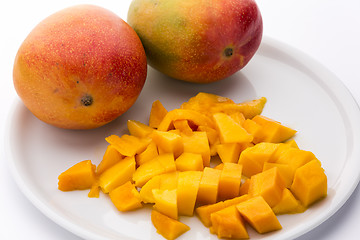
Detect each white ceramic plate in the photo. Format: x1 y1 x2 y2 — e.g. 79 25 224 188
6 37 360 240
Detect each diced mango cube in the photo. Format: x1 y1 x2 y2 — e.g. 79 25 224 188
175 152 204 171
151 130 184 158
133 153 176 187
210 205 249 239
238 142 280 178
196 194 249 228
151 210 190 240
58 160 96 191
177 171 202 216
98 156 136 193
218 163 243 200
252 115 297 143
181 131 211 167
197 167 222 205
262 162 294 188
290 160 327 207
149 100 168 129
213 112 253 144
242 118 263 143
236 196 282 234
127 120 154 138
135 141 159 166
109 181 142 212
272 188 305 215
216 143 242 163
153 189 178 220
96 145 123 175
276 148 316 171
139 172 178 203
248 167 286 207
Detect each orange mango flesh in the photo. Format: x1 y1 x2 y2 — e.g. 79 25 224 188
58 160 96 191
151 210 190 240
58 92 328 240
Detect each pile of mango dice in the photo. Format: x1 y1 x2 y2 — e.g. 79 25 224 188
58 92 327 240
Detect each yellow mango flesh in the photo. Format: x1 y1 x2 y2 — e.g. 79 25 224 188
149 100 168 129
238 142 279 178
197 167 222 205
177 171 202 216
58 160 96 191
133 153 176 187
181 131 211 167
152 189 178 220
196 194 249 228
290 160 327 207
262 162 294 188
109 181 142 212
276 148 316 170
98 156 136 193
252 115 297 143
127 119 154 138
157 108 215 132
175 152 204 171
151 210 190 240
151 130 184 158
210 205 249 239
96 145 123 176
105 134 151 157
272 188 305 215
135 141 159 166
213 112 253 144
236 196 282 234
218 163 243 200
216 143 243 164
248 167 286 208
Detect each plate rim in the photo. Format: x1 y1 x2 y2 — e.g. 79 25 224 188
5 36 360 240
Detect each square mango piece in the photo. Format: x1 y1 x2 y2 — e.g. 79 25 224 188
210 205 249 239
151 130 184 158
109 181 142 212
272 188 305 215
58 160 96 191
218 163 243 200
177 171 202 216
290 160 327 207
175 152 204 171
236 196 282 234
151 210 190 240
181 131 211 167
238 142 280 178
248 167 286 207
152 189 178 220
98 156 136 193
133 153 176 187
197 167 222 205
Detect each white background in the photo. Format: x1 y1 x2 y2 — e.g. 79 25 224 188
1 0 360 239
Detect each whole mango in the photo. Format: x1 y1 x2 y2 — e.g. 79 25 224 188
127 0 262 83
13 5 147 129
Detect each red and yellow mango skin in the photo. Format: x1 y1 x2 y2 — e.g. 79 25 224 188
127 0 262 83
13 5 147 129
